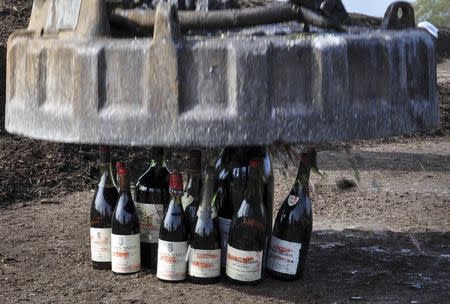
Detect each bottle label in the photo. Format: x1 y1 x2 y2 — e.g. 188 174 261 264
90 228 111 262
111 234 141 273
181 193 195 211
136 202 163 244
266 235 302 275
288 195 300 207
157 240 188 281
226 245 263 282
218 217 231 266
188 249 221 278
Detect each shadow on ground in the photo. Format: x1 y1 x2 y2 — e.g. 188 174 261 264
222 229 450 303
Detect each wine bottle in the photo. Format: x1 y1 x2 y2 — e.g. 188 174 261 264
157 172 189 282
90 146 119 270
241 147 274 225
226 160 267 285
243 147 274 269
216 149 245 268
182 150 202 235
267 153 313 281
188 167 221 284
111 166 141 275
216 162 232 269
135 148 170 270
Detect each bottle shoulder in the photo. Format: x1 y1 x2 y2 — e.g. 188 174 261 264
114 193 137 213
95 185 119 197
98 171 116 188
111 194 139 232
236 198 266 216
231 200 267 233
160 202 188 241
91 188 118 213
193 219 218 236
138 164 170 179
279 194 311 214
163 200 186 221
273 196 312 232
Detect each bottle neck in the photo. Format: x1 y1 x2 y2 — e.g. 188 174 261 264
119 174 131 195
150 154 164 166
99 162 113 175
293 153 311 195
170 192 183 205
199 175 214 210
98 151 114 187
198 172 215 220
188 150 202 172
149 146 166 167
243 166 263 203
187 171 201 194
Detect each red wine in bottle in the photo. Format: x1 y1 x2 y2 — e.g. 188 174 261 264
90 146 119 270
267 153 313 281
183 150 202 235
188 167 221 284
226 160 267 285
157 172 188 282
135 148 170 270
111 166 141 275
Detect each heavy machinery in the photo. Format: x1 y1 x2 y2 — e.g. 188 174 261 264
5 0 439 147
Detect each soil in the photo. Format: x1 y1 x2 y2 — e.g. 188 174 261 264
437 28 450 60
0 2 449 304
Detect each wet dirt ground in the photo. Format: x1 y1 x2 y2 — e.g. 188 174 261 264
0 2 450 303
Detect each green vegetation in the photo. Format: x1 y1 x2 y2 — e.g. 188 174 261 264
414 0 450 27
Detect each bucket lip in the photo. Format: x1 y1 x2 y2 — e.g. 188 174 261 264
418 21 439 39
